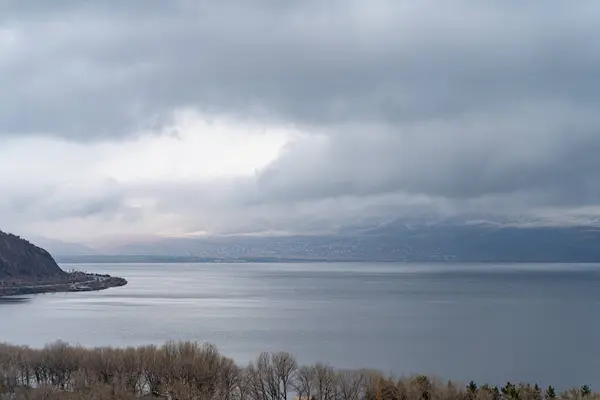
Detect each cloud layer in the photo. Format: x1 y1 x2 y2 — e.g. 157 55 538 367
2 1 600 242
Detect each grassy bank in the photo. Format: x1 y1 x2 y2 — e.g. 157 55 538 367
0 341 595 400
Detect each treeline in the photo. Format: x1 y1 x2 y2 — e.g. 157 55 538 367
0 341 596 400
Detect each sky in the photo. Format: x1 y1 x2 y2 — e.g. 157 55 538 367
2 0 600 243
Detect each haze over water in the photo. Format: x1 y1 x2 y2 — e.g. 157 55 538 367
2 263 600 388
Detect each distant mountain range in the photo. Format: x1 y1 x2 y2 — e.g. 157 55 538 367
26 235 98 257
52 214 600 263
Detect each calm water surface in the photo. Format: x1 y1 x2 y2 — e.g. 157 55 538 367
2 262 600 388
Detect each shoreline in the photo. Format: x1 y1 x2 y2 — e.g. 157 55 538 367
0 273 127 297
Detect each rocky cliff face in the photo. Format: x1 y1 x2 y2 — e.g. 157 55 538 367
0 231 66 280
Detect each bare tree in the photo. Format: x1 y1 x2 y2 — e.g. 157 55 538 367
139 345 164 396
118 347 145 395
246 361 268 400
272 352 298 400
218 357 241 400
336 370 366 400
43 341 80 390
313 363 336 400
258 352 279 400
292 366 316 400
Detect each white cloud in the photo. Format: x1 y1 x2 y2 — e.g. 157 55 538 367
0 111 300 241
95 109 295 182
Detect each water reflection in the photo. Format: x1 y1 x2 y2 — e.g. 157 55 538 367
0 296 31 304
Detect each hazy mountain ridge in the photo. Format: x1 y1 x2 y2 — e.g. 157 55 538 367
26 235 98 256
54 214 600 263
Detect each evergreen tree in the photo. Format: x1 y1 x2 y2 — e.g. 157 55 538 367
545 385 556 399
581 385 592 398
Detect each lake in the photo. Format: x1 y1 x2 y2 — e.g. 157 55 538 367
2 262 600 388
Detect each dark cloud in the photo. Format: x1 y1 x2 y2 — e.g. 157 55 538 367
2 181 131 222
252 106 600 208
1 1 599 139
2 1 600 239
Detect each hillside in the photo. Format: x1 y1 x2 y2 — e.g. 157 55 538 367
0 231 66 280
0 230 126 295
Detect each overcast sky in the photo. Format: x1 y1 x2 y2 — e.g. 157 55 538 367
2 1 600 243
